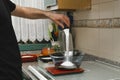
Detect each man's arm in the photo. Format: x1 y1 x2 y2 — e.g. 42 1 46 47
11 5 70 28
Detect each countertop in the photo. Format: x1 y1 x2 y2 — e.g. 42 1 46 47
22 60 120 80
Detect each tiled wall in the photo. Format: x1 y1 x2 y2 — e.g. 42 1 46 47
72 0 120 63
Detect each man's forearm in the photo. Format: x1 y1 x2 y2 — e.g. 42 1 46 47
11 5 70 28
12 5 50 19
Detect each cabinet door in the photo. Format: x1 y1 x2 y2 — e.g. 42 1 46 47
45 0 91 10
58 0 91 10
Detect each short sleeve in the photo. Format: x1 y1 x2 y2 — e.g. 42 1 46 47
8 0 16 12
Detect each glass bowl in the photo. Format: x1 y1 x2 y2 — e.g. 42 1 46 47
50 50 85 69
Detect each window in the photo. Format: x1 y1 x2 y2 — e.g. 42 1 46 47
11 0 51 51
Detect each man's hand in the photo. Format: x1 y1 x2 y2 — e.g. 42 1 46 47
45 12 70 28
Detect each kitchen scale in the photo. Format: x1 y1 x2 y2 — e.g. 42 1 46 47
46 28 85 75
46 67 84 75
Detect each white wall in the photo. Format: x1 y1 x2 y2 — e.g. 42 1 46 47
73 0 120 62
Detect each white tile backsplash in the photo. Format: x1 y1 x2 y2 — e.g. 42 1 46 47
72 28 99 55
74 10 91 20
72 28 89 49
99 0 114 3
92 0 114 5
99 1 114 19
85 28 99 51
99 29 114 59
74 0 116 19
73 0 120 62
92 0 100 5
114 0 120 17
89 4 100 19
72 28 120 62
113 29 120 62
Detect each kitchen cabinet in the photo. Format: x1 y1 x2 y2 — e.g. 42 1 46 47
44 0 91 11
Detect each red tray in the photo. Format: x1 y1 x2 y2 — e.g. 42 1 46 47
46 67 84 75
21 54 37 62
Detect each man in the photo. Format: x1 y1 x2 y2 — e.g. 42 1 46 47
0 0 70 80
